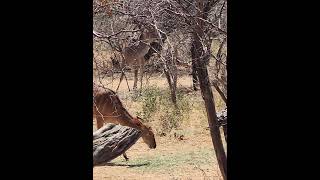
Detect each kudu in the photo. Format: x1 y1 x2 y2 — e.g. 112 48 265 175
93 83 156 160
116 28 159 92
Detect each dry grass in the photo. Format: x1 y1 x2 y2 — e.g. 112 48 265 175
93 73 226 180
93 133 224 180
93 32 227 180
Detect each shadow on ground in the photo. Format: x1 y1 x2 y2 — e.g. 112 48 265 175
95 162 150 168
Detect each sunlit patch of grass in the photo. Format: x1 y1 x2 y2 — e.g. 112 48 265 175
111 148 216 173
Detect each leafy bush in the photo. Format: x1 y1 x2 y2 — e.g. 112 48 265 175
135 86 191 133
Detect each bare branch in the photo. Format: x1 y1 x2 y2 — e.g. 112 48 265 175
93 29 141 39
195 17 227 35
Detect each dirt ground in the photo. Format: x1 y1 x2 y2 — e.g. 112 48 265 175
93 74 226 180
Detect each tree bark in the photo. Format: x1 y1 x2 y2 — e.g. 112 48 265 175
217 108 227 142
145 30 177 105
192 1 227 178
193 36 227 179
172 49 178 105
211 80 227 104
93 123 142 166
191 43 199 91
164 69 177 105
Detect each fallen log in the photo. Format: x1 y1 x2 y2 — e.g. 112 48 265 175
93 123 142 166
217 108 227 142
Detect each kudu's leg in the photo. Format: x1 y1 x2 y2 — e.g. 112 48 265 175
116 71 125 92
133 68 138 90
124 72 130 91
116 68 131 92
139 64 144 91
191 60 198 91
123 152 129 161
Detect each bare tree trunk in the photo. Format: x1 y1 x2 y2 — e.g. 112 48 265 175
222 125 227 142
193 35 227 179
192 1 227 177
172 48 178 105
191 43 199 91
163 47 178 106
212 80 227 104
146 30 177 105
164 69 177 105
93 123 142 166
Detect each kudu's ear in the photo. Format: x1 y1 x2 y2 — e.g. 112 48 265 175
148 126 153 131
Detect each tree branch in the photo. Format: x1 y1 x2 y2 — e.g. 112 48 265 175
93 29 141 39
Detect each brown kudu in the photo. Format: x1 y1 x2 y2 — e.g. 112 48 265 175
116 28 159 92
93 83 156 160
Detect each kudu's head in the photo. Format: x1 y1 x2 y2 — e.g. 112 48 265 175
132 116 157 149
140 28 159 44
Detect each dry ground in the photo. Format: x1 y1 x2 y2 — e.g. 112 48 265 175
93 73 226 180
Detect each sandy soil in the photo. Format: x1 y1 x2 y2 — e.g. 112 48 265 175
93 130 223 180
93 74 225 180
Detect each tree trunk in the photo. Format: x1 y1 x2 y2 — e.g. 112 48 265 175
212 80 227 104
164 69 177 105
195 42 227 180
163 48 178 106
171 48 178 106
193 1 227 179
193 39 227 179
192 19 227 180
191 43 199 91
147 30 177 105
93 123 142 166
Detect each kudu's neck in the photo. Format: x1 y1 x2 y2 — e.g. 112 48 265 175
119 110 145 132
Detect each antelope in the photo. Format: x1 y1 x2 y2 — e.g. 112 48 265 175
116 28 159 91
93 83 156 161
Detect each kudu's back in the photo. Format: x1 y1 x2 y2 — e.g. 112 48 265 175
122 29 158 66
93 84 138 129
